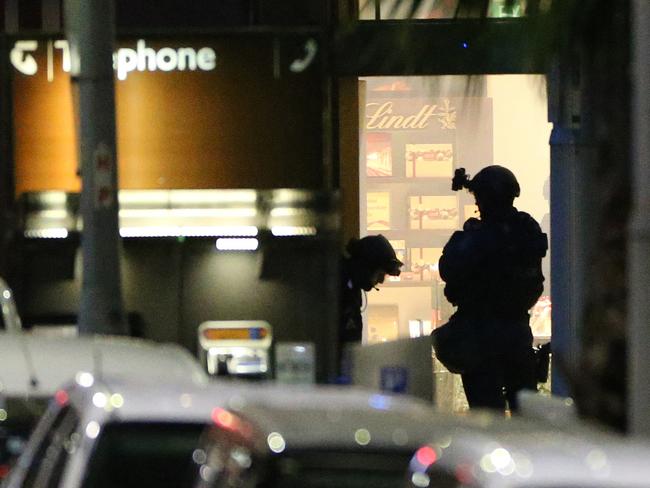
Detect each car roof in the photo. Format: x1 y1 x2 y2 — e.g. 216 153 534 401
60 376 272 424
0 332 207 397
215 384 468 452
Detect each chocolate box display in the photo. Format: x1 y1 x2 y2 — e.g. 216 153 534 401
405 143 453 178
409 195 459 230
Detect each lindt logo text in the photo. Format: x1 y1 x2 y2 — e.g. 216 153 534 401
365 101 456 130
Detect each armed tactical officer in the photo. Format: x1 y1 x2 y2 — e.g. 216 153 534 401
438 165 547 412
338 235 402 379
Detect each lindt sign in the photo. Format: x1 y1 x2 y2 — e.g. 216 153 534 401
10 39 217 81
365 100 457 130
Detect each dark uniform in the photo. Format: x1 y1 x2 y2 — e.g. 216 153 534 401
439 166 547 411
337 235 402 380
339 258 363 343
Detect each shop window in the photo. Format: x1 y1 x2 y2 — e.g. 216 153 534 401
358 0 537 20
359 75 551 347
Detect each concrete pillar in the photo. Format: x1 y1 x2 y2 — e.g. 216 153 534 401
628 0 650 437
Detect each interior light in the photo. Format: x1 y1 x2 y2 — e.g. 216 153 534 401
170 189 257 205
207 226 258 236
24 228 69 239
215 238 258 251
118 190 170 205
270 207 308 217
38 192 67 206
0 409 7 422
271 226 317 236
37 209 69 219
120 226 181 238
119 208 256 218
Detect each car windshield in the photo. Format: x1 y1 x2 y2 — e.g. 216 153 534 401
82 421 204 488
262 450 412 488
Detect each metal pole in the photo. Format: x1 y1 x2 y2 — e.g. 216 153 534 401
628 0 650 437
64 0 127 335
547 57 587 397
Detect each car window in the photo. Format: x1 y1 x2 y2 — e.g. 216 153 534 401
81 421 204 488
205 448 413 488
263 450 413 488
0 397 50 478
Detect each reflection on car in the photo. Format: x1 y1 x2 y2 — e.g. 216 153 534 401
405 410 650 488
0 333 207 482
191 385 463 488
2 376 264 488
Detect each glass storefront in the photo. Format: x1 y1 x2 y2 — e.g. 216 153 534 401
358 0 536 20
359 74 551 355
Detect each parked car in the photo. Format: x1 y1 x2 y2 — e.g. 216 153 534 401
190 385 468 488
405 410 650 488
0 333 207 481
1 376 266 488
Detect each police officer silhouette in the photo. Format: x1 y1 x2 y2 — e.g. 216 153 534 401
337 235 402 380
439 165 548 412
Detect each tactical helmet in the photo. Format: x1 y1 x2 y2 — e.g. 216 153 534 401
468 165 520 205
346 235 402 276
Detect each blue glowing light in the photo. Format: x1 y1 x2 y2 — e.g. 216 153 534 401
461 42 469 49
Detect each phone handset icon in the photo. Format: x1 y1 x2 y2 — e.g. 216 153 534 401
11 40 39 75
289 38 318 73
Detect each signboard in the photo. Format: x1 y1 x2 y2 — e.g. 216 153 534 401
11 35 324 195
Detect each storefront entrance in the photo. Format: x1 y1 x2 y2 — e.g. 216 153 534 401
358 74 552 409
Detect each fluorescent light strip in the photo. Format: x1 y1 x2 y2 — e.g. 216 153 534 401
215 238 259 251
119 226 258 237
183 226 258 236
269 207 309 217
36 209 69 219
120 226 181 238
24 228 69 239
271 226 317 236
119 208 257 218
